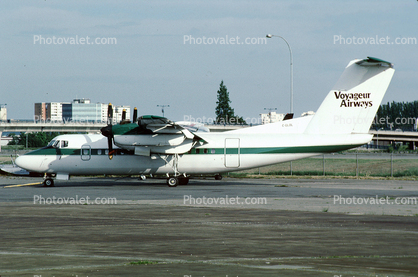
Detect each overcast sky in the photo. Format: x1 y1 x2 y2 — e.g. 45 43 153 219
1 0 417 123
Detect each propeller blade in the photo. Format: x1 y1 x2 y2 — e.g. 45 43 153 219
102 103 115 159
100 124 114 160
133 107 138 123
107 137 114 160
122 109 126 121
107 103 113 125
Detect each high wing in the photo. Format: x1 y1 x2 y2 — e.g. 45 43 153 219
101 115 207 157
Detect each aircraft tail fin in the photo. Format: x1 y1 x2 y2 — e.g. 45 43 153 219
304 57 395 135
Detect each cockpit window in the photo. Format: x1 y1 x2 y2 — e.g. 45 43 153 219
47 139 67 148
61 140 68 148
47 140 56 147
53 140 60 148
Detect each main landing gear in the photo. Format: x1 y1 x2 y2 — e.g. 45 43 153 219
166 176 189 187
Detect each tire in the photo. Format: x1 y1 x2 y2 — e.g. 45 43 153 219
167 177 178 187
43 178 54 187
214 174 222 180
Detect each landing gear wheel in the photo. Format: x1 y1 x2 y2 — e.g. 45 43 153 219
167 177 178 187
43 178 54 187
178 177 190 185
215 174 222 180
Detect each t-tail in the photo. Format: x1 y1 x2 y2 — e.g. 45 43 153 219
304 57 395 135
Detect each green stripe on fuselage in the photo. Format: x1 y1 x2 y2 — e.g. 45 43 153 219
23 144 362 156
25 147 80 156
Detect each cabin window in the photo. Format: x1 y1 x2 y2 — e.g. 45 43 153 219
211 149 216 154
97 149 102 155
203 149 208 154
195 149 200 154
61 140 68 148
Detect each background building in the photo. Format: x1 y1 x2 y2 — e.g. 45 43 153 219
50 102 64 121
35 99 130 123
260 111 285 124
0 105 7 121
34 103 50 121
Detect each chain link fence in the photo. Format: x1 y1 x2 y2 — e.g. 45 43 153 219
239 153 418 178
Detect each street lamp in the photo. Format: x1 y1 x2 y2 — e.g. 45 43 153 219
376 127 384 149
266 34 293 114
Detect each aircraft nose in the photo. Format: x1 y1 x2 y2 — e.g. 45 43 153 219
15 155 40 172
16 153 50 173
15 155 29 170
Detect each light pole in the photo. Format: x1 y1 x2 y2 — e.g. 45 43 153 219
266 34 293 114
376 127 384 149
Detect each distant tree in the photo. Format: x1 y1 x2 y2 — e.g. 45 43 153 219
215 80 235 123
7 133 20 145
215 81 247 125
373 101 418 131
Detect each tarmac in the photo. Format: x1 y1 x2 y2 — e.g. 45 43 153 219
1 175 418 276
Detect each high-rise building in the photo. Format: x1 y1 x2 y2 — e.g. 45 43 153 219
34 103 50 121
35 99 130 123
50 102 63 121
35 102 69 121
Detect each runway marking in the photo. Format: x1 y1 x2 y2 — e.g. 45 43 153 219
3 182 42 188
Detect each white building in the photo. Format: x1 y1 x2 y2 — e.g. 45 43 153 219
0 106 7 121
113 105 131 124
50 102 64 121
260 112 285 124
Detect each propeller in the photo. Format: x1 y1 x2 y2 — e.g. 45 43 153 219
100 103 115 160
101 105 139 160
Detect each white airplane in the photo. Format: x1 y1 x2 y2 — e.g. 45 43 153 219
15 57 395 187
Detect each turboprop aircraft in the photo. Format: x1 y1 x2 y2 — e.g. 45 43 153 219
15 57 395 187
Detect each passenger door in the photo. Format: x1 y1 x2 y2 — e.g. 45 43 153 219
224 138 240 168
81 145 91 161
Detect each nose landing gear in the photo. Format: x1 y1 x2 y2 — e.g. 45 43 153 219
43 174 55 187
